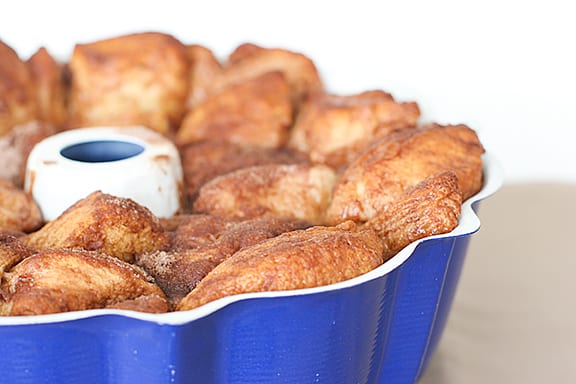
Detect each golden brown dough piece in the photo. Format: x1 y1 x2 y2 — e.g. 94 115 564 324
0 234 33 276
325 123 484 225
169 214 237 250
106 294 169 313
139 248 221 306
289 90 420 168
67 32 190 135
365 172 463 259
0 178 42 233
137 215 309 304
180 140 309 205
23 191 169 263
176 221 384 311
193 164 338 224
185 44 223 109
176 71 293 148
221 43 324 108
26 47 68 128
0 40 38 137
0 228 25 238
0 248 168 316
157 214 201 233
0 121 57 187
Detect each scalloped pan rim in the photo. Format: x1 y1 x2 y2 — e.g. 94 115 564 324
0 153 503 326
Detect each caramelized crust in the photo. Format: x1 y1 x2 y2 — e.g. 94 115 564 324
0 234 33 276
176 221 384 311
221 43 324 108
138 215 309 305
289 90 420 168
0 34 487 317
0 178 42 233
26 47 68 128
0 121 57 187
106 294 169 313
185 44 223 109
139 248 222 306
158 214 194 232
365 172 463 259
67 32 190 135
325 123 484 225
0 228 25 238
193 164 338 224
0 40 38 136
0 248 168 316
180 140 308 205
23 191 169 262
176 71 293 148
227 43 263 63
170 214 238 250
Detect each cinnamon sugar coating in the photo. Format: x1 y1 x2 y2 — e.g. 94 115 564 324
177 71 293 148
0 41 38 137
0 178 42 233
0 248 168 316
67 32 190 135
220 43 324 109
0 34 487 315
365 172 463 259
184 44 223 109
177 221 384 311
26 47 68 129
180 140 308 206
0 234 33 276
23 191 169 263
0 121 57 187
137 215 309 305
325 123 484 225
193 164 338 224
288 90 420 168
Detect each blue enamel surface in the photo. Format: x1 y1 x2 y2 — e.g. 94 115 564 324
378 235 472 383
0 315 178 383
175 276 391 384
0 154 503 384
0 233 471 384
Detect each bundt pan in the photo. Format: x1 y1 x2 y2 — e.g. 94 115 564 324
0 154 501 384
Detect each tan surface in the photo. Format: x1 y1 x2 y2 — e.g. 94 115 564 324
419 183 576 383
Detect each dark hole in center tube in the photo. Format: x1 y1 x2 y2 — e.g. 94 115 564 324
60 140 145 163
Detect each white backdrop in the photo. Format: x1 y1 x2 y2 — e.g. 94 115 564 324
2 0 574 184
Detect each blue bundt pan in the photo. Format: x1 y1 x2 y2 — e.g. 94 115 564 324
0 154 502 384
